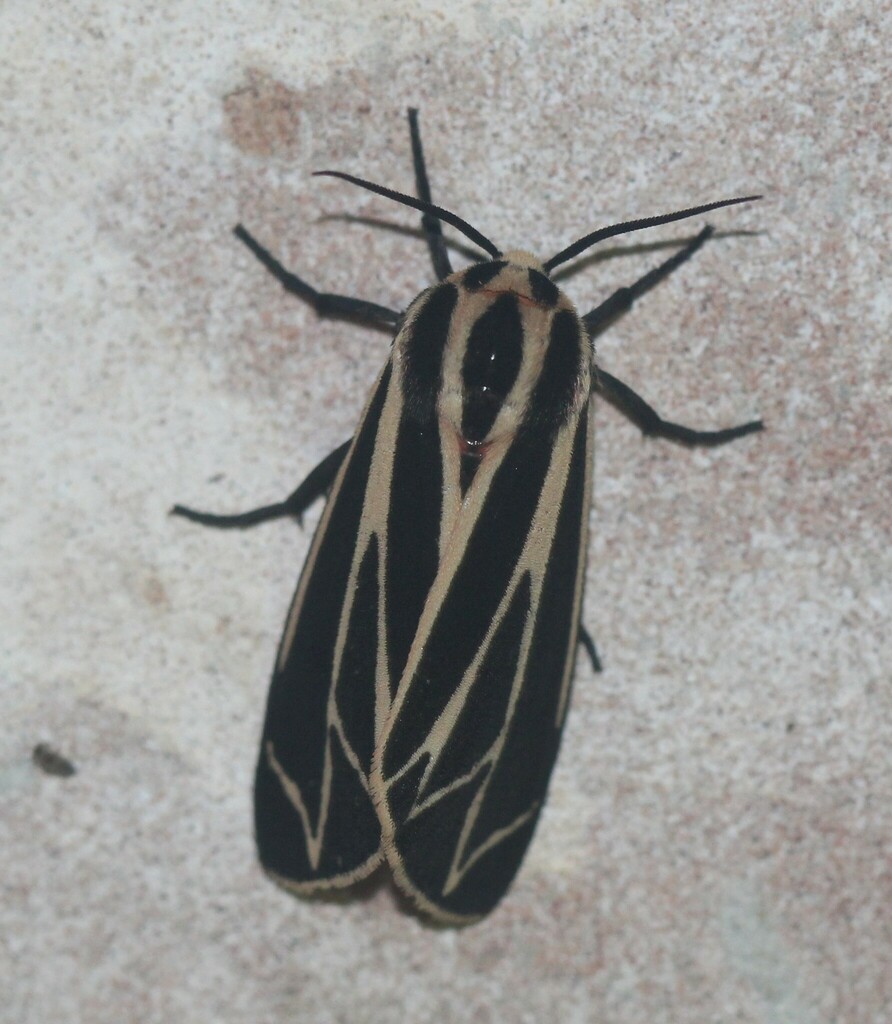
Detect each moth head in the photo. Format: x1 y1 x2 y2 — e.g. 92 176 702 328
314 169 760 450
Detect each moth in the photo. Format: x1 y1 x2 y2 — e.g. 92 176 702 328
174 110 761 923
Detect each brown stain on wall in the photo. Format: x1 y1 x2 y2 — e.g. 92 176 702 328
223 68 304 160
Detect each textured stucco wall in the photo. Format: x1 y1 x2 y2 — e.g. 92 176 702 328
2 2 889 1022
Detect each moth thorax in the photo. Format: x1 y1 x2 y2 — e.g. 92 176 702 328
447 257 584 450
398 267 587 457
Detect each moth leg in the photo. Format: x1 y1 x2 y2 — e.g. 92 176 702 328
584 225 763 446
582 226 714 339
171 439 351 529
407 108 453 281
578 625 603 673
595 370 762 446
233 225 400 328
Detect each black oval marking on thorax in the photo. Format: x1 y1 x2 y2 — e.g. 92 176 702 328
461 293 524 443
462 260 507 291
527 269 559 308
401 284 459 422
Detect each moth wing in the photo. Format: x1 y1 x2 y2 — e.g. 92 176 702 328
254 364 392 890
376 406 593 922
254 345 450 892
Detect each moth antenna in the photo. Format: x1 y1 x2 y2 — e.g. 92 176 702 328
314 170 502 260
544 195 762 272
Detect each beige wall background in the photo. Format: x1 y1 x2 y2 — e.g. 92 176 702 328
2 1 889 1021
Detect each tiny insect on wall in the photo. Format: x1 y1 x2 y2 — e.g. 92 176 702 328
173 109 762 924
32 742 77 778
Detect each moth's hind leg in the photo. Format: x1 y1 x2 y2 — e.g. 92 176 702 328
171 439 351 529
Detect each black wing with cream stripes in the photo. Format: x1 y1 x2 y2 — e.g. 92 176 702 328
252 365 391 890
253 286 454 891
259 364 446 886
376 404 592 922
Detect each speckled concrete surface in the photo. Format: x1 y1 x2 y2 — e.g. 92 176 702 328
2 2 889 1022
